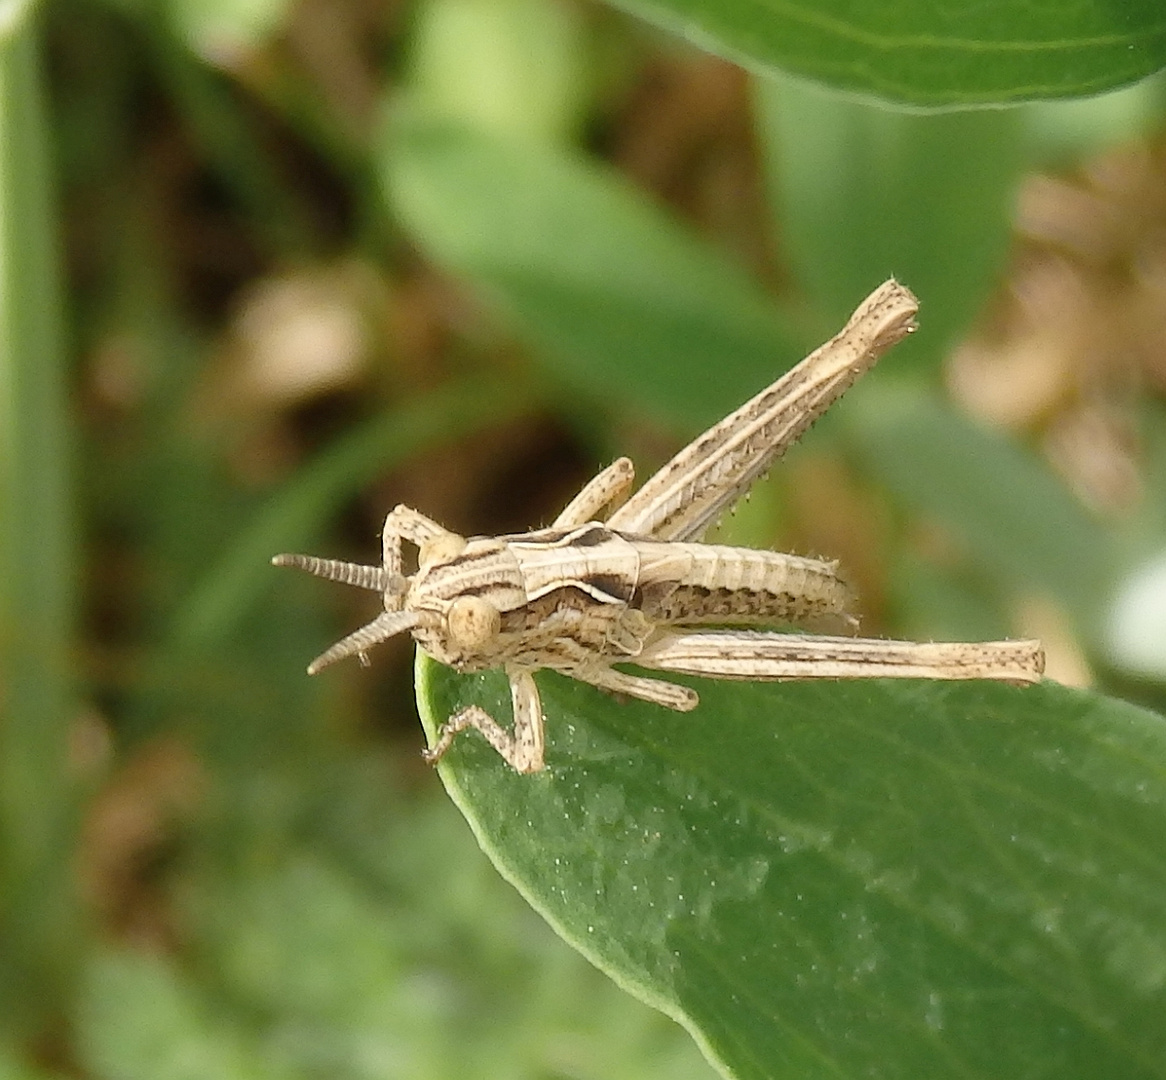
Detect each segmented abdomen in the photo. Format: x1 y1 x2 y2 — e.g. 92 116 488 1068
633 541 850 626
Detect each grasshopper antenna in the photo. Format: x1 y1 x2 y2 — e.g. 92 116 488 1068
273 553 393 592
305 610 422 675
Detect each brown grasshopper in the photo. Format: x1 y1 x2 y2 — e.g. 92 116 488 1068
274 280 1044 773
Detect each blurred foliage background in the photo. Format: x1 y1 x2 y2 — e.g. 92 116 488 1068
1 0 1165 1075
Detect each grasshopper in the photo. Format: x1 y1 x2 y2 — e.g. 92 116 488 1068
274 280 1044 773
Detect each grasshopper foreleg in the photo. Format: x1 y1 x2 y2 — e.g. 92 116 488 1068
573 664 699 711
423 668 546 773
553 457 636 528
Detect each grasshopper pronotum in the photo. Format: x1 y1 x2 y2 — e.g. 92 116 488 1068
274 280 1044 773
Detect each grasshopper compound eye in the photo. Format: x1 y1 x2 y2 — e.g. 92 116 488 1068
447 596 501 650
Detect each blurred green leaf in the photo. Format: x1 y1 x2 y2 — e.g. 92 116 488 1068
0 1044 61 1080
381 106 805 428
409 0 590 144
78 950 287 1080
194 854 407 1023
1024 73 1166 162
847 388 1114 625
757 78 1021 364
179 761 719 1080
608 0 1165 106
421 655 1166 1080
0 7 81 1034
887 548 1017 646
165 0 292 61
126 5 312 254
172 376 538 649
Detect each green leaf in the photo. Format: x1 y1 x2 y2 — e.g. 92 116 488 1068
78 950 287 1080
847 388 1115 625
0 1042 63 1080
381 106 804 428
419 655 1166 1080
609 0 1166 106
164 0 293 60
756 79 1021 363
408 0 590 144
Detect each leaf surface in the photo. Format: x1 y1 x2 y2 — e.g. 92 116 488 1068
420 656 1166 1080
613 0 1166 105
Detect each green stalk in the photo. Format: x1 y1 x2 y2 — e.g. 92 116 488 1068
0 3 81 1036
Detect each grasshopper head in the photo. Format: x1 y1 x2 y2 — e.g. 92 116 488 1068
273 526 533 675
407 535 527 666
